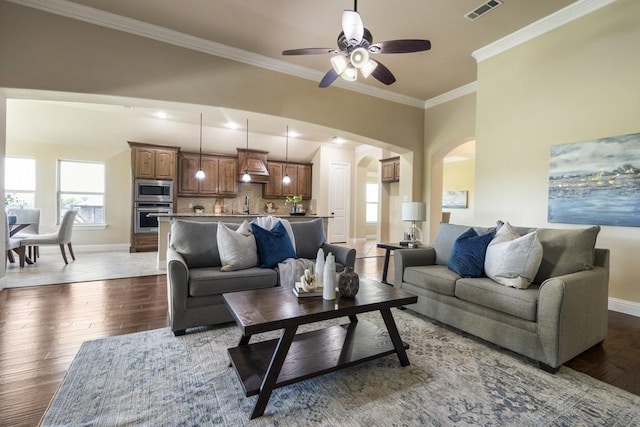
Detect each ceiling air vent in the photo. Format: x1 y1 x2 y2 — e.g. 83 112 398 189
465 0 503 21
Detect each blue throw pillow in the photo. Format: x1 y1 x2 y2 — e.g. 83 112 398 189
447 227 495 278
251 221 296 268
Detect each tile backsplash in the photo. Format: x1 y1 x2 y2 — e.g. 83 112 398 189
175 182 313 215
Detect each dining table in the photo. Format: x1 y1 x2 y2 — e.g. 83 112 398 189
8 222 35 265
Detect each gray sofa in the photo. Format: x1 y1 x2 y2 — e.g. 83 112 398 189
167 218 356 335
394 222 609 372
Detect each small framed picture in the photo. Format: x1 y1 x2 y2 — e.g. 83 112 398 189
442 191 468 209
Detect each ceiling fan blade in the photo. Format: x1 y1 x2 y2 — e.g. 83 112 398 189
371 60 396 86
369 39 431 54
282 48 336 55
342 10 364 45
319 69 340 88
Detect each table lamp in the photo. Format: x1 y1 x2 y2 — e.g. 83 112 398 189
401 202 426 247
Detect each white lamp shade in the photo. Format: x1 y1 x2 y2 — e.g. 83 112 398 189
350 47 369 69
360 59 378 78
330 55 348 75
402 202 426 222
341 66 358 81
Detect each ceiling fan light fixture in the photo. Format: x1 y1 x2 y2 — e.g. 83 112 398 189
350 47 369 69
341 66 358 81
330 55 348 74
360 59 378 78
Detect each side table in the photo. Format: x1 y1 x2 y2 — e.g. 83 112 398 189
376 242 422 285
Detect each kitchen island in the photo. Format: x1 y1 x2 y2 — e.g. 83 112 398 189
152 213 332 269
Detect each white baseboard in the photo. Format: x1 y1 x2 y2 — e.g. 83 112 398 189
608 297 640 318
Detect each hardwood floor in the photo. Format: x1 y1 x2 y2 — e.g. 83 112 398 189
1 247 639 426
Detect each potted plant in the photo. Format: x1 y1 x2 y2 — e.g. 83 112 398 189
285 195 304 214
192 205 205 214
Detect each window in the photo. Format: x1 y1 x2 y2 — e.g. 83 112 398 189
365 183 378 223
58 160 105 225
4 157 36 209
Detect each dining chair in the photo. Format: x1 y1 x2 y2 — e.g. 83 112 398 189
13 208 41 261
5 213 26 268
20 210 78 265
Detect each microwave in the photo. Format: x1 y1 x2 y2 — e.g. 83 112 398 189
135 179 173 202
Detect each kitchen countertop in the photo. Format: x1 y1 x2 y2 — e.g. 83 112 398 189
150 213 329 218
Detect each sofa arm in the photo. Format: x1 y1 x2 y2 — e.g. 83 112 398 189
321 243 356 270
394 247 437 288
166 247 190 333
537 251 610 367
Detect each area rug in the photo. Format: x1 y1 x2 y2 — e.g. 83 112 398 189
40 309 640 426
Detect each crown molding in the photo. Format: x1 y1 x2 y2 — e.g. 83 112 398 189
424 81 477 109
7 0 425 109
472 0 619 62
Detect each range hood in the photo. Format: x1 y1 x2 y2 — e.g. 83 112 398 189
237 148 269 183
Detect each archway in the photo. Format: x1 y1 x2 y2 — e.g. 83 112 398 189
353 155 381 243
428 137 475 241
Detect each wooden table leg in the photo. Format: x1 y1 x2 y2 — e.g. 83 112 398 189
229 334 252 367
380 308 410 366
381 248 392 284
250 325 298 419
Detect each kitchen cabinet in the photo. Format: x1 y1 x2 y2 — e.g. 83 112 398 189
263 161 312 199
129 142 178 180
178 152 237 196
380 157 400 183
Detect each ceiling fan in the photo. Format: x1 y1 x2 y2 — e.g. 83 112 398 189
282 0 431 88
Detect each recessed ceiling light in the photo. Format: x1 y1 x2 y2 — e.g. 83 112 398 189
287 130 299 138
224 121 241 130
155 111 168 119
331 136 345 144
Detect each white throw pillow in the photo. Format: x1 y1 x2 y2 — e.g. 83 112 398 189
485 222 543 289
217 221 259 271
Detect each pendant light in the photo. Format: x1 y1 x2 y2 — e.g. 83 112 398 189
241 119 251 182
195 113 205 179
282 126 291 185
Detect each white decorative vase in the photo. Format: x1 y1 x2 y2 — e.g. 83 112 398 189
323 253 336 300
315 248 325 287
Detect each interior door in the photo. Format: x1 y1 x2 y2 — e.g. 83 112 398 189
328 162 350 243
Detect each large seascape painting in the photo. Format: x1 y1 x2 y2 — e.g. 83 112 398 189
548 132 640 227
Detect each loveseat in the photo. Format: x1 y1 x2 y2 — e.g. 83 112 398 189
394 222 609 372
167 217 356 335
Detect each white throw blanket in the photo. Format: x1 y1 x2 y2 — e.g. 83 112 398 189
278 258 315 288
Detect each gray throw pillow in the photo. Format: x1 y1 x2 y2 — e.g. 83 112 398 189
289 218 326 259
217 221 259 271
534 226 600 283
170 220 237 268
433 223 496 266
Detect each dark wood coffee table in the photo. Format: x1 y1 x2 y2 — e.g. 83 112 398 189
223 278 418 419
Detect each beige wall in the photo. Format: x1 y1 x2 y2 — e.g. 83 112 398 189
0 93 6 288
6 141 132 245
424 93 477 242
475 0 640 303
442 159 475 225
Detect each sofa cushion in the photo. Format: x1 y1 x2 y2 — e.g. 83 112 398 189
534 226 600 283
403 265 459 296
455 277 540 322
485 222 543 289
289 218 326 259
251 221 296 268
170 220 237 268
433 223 497 266
447 228 494 278
216 221 259 271
188 266 278 297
